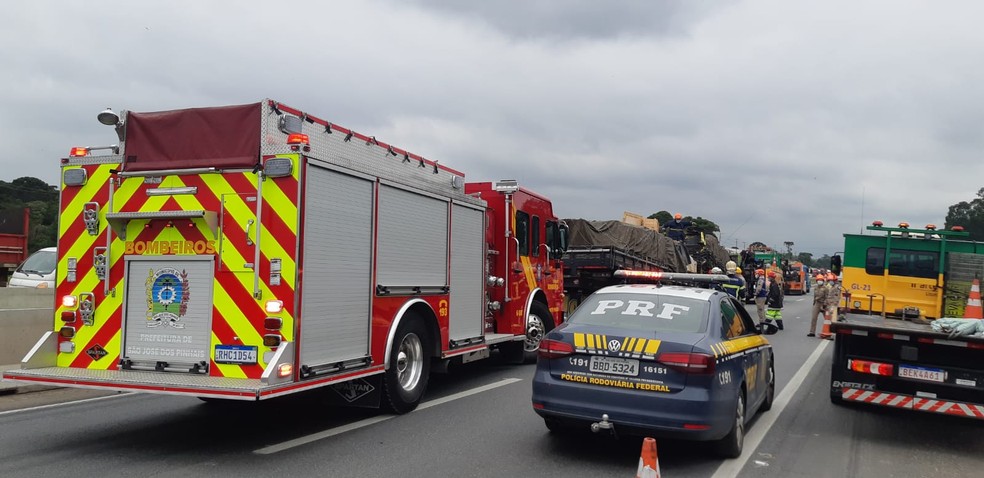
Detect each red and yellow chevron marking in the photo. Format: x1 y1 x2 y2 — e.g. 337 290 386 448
54 155 300 380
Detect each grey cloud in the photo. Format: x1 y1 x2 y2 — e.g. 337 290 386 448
403 0 734 40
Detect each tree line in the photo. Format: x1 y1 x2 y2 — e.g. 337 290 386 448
0 177 58 253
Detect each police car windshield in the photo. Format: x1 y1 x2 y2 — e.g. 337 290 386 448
569 293 708 333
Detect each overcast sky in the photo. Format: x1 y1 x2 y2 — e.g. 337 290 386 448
2 0 981 257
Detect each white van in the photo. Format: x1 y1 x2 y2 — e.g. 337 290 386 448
8 247 56 289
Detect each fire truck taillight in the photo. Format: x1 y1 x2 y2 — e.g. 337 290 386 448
59 326 76 338
61 311 77 323
263 334 282 347
62 295 78 308
265 300 284 314
69 147 88 157
264 317 283 331
278 363 292 378
286 134 310 152
486 276 504 287
487 301 501 311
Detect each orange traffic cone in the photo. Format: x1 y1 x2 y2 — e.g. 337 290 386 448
963 278 983 319
819 308 834 340
636 437 661 478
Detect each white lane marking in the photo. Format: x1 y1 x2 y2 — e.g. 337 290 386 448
0 393 130 417
710 340 831 478
254 377 523 454
0 308 53 311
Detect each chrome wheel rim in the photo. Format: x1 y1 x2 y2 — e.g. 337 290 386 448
524 314 546 352
735 393 745 446
396 333 423 392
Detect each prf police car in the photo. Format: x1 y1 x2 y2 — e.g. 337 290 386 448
531 271 778 457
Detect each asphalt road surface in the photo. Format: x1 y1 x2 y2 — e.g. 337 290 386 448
1 296 982 477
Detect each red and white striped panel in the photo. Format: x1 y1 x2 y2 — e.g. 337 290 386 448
841 388 984 419
842 388 913 407
912 398 984 419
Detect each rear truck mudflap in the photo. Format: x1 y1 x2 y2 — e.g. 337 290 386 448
2 336 383 401
837 387 984 419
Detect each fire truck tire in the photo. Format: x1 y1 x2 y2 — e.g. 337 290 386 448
382 317 431 414
503 301 555 364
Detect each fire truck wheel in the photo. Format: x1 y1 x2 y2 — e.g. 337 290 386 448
503 301 555 364
382 318 431 414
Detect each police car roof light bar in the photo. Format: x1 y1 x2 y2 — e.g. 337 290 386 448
613 270 731 284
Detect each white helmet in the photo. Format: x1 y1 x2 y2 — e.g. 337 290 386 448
725 261 737 274
710 267 723 274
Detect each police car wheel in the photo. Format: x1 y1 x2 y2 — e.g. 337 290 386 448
382 317 431 414
716 389 745 458
761 362 775 412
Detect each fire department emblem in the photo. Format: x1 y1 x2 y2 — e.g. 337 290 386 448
145 267 190 328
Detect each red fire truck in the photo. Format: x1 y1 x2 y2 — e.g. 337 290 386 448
3 100 566 413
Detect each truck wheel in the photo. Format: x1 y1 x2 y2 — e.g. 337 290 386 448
716 388 745 458
502 301 555 364
830 388 846 406
381 317 431 414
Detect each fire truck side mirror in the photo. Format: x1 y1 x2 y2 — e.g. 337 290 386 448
831 255 842 275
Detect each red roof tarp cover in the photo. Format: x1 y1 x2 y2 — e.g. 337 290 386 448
122 102 262 172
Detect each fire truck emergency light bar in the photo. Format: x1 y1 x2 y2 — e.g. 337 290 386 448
613 270 731 284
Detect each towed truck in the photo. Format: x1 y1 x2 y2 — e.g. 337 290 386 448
562 218 688 315
3 100 567 412
829 222 984 418
0 207 30 287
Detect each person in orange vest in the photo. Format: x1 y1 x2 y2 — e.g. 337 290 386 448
808 273 835 337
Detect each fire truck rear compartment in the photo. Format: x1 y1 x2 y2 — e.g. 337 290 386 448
120 256 215 373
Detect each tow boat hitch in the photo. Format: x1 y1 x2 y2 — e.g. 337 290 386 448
590 414 615 435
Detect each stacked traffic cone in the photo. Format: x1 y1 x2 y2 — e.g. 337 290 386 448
819 308 834 340
636 437 661 478
963 278 983 319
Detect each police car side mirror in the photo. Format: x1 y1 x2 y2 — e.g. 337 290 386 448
757 322 779 335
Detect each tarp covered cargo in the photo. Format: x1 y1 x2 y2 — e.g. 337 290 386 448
564 219 689 272
703 233 732 268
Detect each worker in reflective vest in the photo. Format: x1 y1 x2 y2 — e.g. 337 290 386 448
721 261 745 299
